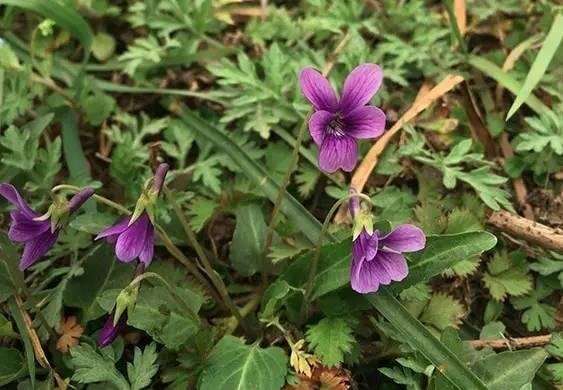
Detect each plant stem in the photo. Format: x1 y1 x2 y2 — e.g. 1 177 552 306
299 192 373 323
165 188 247 332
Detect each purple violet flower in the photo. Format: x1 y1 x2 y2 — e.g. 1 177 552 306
96 163 169 266
351 225 426 294
0 184 94 270
97 314 125 347
299 63 386 173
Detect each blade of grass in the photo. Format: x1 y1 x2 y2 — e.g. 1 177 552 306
506 13 563 119
468 55 552 117
0 0 93 50
177 109 489 389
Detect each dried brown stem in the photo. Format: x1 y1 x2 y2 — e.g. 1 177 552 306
498 133 535 219
469 334 552 350
488 210 563 252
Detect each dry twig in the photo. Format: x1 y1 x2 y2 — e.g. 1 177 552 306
488 210 563 252
469 334 552 350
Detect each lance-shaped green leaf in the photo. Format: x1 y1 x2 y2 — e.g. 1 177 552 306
506 14 563 119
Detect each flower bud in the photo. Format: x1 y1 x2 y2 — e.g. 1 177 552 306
113 284 139 325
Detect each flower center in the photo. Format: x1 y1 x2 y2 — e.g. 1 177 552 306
327 113 345 137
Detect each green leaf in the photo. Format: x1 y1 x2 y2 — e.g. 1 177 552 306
506 14 563 119
58 108 94 189
0 313 15 338
468 56 551 117
0 347 25 386
8 297 39 388
127 262 204 349
64 245 134 320
230 204 267 277
127 343 159 390
187 197 218 232
70 343 129 390
92 32 116 61
511 278 557 331
387 232 497 295
306 317 355 366
483 252 533 301
260 280 291 319
368 293 487 390
199 335 288 390
0 234 24 302
0 0 93 50
0 114 53 171
471 349 547 390
419 293 464 332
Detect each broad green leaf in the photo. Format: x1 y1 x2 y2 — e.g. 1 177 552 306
127 343 159 390
199 336 288 390
70 343 129 390
0 0 93 50
306 317 355 366
506 14 563 119
0 347 25 386
230 204 267 277
387 232 497 294
471 349 547 390
280 239 350 300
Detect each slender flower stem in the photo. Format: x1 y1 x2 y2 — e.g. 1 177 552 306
299 192 373 323
126 272 201 324
51 184 223 306
262 33 352 287
164 188 247 331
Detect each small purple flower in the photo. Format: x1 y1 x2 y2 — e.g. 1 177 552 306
0 184 94 270
97 315 125 347
299 63 386 173
96 212 155 265
96 163 169 267
351 225 426 294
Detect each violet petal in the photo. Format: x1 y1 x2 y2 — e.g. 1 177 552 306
299 68 338 112
8 210 51 242
0 183 37 219
318 135 357 173
378 250 409 282
115 213 151 262
344 105 386 139
96 217 130 241
339 64 383 113
20 229 59 270
138 222 155 266
308 110 333 146
380 224 426 253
